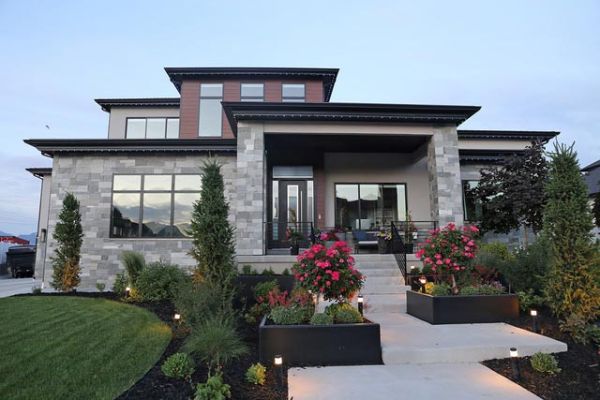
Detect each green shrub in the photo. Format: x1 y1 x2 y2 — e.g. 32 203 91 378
282 268 290 276
241 264 258 275
430 283 451 296
183 316 248 375
253 280 278 300
310 312 334 325
175 280 230 328
31 287 42 295
119 251 146 285
530 352 561 374
517 289 545 312
479 242 514 262
135 261 188 301
95 282 105 292
560 313 600 345
270 305 307 325
459 285 480 296
421 263 434 276
161 352 195 381
245 363 267 385
261 267 276 276
112 272 127 294
194 373 231 400
325 303 363 323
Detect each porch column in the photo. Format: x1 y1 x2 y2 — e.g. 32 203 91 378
426 126 464 226
235 123 266 255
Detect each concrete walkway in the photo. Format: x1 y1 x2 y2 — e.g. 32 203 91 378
0 276 35 298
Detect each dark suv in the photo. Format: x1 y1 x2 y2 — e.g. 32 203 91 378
7 246 36 278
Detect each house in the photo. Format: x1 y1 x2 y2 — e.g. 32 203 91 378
582 159 600 238
26 67 559 289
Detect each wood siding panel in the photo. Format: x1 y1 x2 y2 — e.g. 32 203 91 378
265 80 282 102
306 80 324 102
179 81 200 138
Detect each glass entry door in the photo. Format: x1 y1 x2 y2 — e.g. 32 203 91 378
269 179 313 249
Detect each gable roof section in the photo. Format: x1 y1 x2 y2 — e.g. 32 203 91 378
164 67 339 101
95 98 180 112
458 129 558 141
222 102 481 135
582 159 600 172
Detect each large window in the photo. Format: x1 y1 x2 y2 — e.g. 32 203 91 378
126 118 179 139
199 83 223 137
111 174 201 238
335 183 407 230
462 180 483 222
241 83 264 101
282 83 305 102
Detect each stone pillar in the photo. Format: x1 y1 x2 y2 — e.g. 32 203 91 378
427 126 464 226
236 123 266 255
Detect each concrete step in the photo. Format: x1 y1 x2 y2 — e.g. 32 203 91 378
363 276 404 285
358 268 401 277
361 284 410 295
362 293 407 314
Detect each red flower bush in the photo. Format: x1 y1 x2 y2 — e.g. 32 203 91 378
292 241 364 302
416 223 480 288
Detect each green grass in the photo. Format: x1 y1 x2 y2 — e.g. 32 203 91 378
0 296 171 400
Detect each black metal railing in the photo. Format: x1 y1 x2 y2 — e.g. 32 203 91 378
391 220 438 253
264 221 315 251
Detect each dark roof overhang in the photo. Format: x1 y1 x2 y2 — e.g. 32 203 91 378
582 159 600 172
26 167 52 179
24 139 236 157
95 98 180 112
164 67 339 101
223 102 481 136
458 129 559 142
459 149 526 165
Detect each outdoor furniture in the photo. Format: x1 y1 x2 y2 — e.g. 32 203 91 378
352 230 378 253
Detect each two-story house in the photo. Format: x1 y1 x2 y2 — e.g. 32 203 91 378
26 67 558 289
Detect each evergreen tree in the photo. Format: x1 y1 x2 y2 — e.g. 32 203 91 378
51 193 83 291
189 160 237 312
593 191 600 229
543 143 600 321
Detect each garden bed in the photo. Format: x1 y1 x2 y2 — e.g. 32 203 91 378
483 310 600 400
406 290 519 324
237 275 295 305
259 316 382 366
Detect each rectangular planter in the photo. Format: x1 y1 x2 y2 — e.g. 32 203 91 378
406 290 519 324
259 316 382 366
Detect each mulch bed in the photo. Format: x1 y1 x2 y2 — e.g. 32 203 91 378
483 310 600 400
19 292 287 400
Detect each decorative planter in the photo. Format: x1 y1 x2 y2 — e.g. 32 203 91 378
406 290 519 324
290 243 300 255
237 275 295 305
259 316 382 366
377 238 391 254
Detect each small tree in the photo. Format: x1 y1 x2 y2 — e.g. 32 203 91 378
543 143 600 322
593 191 600 229
473 141 547 241
189 160 237 312
51 192 83 291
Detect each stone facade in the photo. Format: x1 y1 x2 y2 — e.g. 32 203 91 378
39 153 236 289
427 126 465 225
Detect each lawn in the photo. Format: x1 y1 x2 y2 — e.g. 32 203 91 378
0 296 171 400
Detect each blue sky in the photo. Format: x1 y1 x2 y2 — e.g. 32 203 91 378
1 0 599 234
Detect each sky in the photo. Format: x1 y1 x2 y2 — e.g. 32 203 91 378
0 0 599 235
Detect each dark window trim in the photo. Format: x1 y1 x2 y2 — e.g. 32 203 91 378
333 182 409 230
281 83 306 102
240 82 265 102
199 83 224 137
110 173 201 239
462 179 481 222
125 117 180 139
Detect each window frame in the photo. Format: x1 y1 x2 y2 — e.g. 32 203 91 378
462 179 482 222
199 83 224 137
125 117 180 139
281 83 306 102
240 82 265 102
110 173 202 239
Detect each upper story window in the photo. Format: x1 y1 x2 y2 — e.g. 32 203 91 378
282 83 305 102
199 83 223 137
241 83 264 102
126 118 179 139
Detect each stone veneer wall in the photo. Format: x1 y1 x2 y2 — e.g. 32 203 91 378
427 126 465 226
40 153 236 289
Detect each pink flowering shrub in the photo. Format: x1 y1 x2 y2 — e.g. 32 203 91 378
415 223 480 292
292 241 364 302
317 229 340 242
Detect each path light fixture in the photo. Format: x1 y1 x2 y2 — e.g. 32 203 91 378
125 286 131 298
418 276 427 293
173 313 181 323
409 265 416 274
510 347 521 381
357 295 364 316
274 354 284 387
530 309 539 333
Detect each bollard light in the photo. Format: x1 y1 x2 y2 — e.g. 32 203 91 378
125 286 131 298
530 309 539 333
274 354 284 387
173 313 181 323
509 347 521 381
418 276 427 293
357 295 364 316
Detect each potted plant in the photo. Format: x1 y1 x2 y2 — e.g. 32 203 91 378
375 230 392 254
286 227 304 255
317 229 340 248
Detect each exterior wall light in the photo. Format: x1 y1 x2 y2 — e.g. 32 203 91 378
510 347 521 381
530 309 539 333
357 295 364 316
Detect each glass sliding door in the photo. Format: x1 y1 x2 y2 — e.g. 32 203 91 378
335 184 360 230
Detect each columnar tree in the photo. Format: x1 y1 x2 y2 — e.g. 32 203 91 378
189 160 237 312
593 191 600 228
543 143 600 323
473 141 547 240
51 192 83 291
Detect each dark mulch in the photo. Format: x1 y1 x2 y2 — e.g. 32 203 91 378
19 292 287 400
483 310 600 400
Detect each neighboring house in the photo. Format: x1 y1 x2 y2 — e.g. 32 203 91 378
582 159 600 238
0 236 29 267
26 67 559 288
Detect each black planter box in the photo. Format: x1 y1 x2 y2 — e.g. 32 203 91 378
236 275 295 305
259 316 382 366
406 290 519 324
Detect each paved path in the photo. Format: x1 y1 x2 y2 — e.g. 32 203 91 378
0 276 35 298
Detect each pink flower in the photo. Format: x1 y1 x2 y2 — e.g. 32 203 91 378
326 280 331 287
436 260 443 265
332 271 340 281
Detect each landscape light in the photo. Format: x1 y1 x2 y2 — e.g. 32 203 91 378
125 286 131 297
530 309 539 333
509 347 521 381
274 355 283 366
418 276 427 293
274 354 284 387
357 295 364 316
173 313 181 322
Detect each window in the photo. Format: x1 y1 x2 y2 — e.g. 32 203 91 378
335 183 407 230
126 118 179 139
282 83 305 102
111 174 202 238
462 180 483 222
199 83 223 136
241 83 264 102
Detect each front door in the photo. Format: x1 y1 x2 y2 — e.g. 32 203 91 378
269 180 311 248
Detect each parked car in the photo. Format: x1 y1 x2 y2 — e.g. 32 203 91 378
7 246 35 278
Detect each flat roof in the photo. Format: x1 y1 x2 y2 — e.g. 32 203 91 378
223 101 481 135
458 129 559 141
164 67 339 101
26 167 52 178
95 98 180 112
